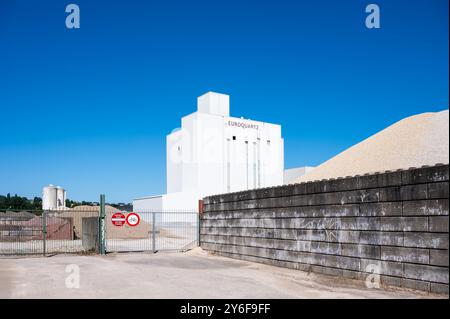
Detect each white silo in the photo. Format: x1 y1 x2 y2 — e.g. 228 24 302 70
56 186 66 209
42 184 57 210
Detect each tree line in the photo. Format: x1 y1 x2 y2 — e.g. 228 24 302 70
0 193 130 211
0 194 42 210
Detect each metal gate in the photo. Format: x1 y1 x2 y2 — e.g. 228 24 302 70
0 208 99 255
105 211 199 253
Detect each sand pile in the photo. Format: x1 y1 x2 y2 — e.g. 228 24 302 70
296 109 449 183
185 246 208 256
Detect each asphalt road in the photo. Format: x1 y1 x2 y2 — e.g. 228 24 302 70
0 249 442 299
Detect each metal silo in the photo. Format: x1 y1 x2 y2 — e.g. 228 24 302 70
56 186 66 209
42 184 57 210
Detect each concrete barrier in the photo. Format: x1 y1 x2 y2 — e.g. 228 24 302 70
201 164 449 294
82 217 99 252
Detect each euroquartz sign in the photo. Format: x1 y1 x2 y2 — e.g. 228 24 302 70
227 120 259 130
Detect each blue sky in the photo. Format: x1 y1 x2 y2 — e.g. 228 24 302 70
0 0 448 202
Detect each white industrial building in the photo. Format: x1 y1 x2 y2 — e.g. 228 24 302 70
133 92 284 212
42 184 67 210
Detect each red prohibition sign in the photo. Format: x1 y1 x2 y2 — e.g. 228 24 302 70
111 213 126 226
126 212 140 227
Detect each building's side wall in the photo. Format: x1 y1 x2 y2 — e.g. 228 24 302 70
178 112 285 198
201 164 449 294
181 113 199 192
259 123 283 188
133 196 163 212
167 130 183 193
196 112 226 197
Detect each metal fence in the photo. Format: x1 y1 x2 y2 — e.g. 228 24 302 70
106 211 199 253
0 208 199 255
0 208 99 255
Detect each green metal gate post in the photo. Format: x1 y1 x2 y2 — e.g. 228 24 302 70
152 212 156 253
42 210 47 256
197 200 203 247
99 194 106 255
197 213 200 247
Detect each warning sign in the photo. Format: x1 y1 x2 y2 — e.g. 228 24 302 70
111 213 126 226
126 213 140 227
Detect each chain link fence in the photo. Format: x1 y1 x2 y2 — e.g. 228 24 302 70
1 208 199 255
106 211 199 253
0 208 99 255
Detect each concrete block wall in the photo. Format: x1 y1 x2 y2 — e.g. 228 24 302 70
201 164 449 294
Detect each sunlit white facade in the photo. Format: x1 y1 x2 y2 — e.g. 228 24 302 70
133 92 284 212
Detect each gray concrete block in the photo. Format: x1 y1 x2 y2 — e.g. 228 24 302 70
200 226 294 240
402 165 449 185
292 183 308 196
428 182 449 199
404 232 449 249
297 217 339 230
342 269 364 280
296 229 327 242
306 180 323 194
202 203 213 212
380 275 403 288
360 202 402 217
311 265 343 277
375 171 403 188
310 241 341 255
429 216 449 232
308 253 361 271
298 229 361 244
201 211 234 220
355 171 402 191
402 278 430 292
356 174 378 189
360 259 404 277
222 236 310 253
404 263 449 284
402 199 449 216
379 187 401 202
352 217 381 231
380 216 428 232
315 189 380 206
381 246 429 264
322 177 358 193
359 231 403 246
430 283 449 294
330 230 361 244
81 217 99 252
341 243 380 259
400 184 428 201
276 205 360 218
289 195 309 207
356 188 381 203
430 249 449 267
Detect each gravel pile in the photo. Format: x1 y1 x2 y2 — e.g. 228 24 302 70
296 109 449 183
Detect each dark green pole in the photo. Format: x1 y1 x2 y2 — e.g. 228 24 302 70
42 210 47 256
152 212 156 253
99 194 106 255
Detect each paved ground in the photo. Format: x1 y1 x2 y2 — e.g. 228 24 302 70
0 249 443 299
